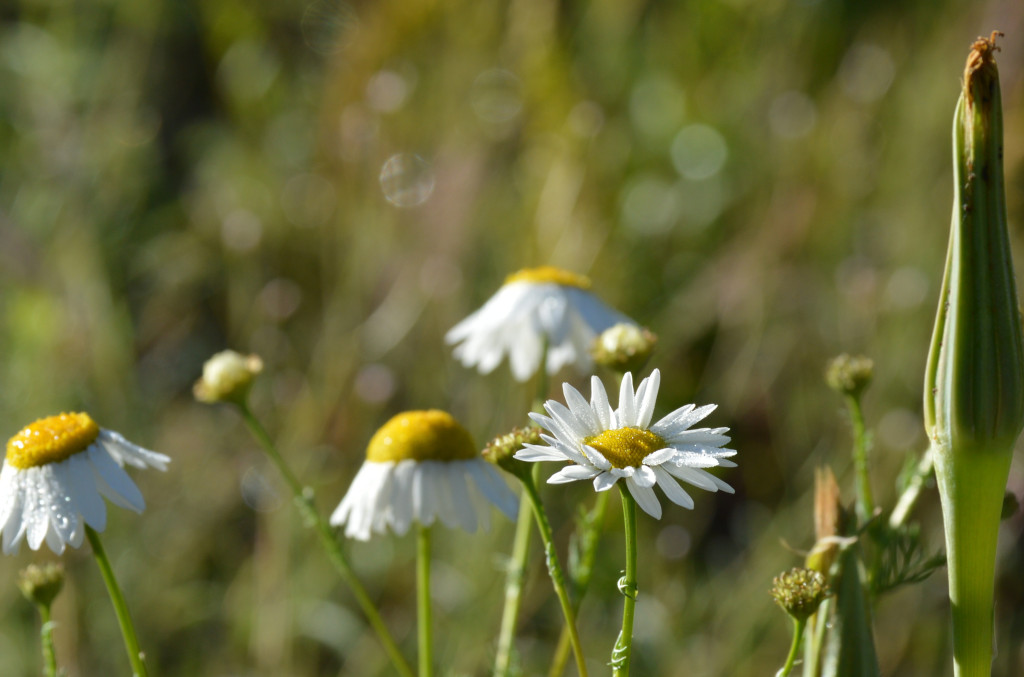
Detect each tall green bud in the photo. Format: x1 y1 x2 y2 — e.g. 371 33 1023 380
923 32 1024 676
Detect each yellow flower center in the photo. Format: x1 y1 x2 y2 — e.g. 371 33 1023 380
504 266 591 289
6 413 100 469
583 427 665 469
366 410 477 463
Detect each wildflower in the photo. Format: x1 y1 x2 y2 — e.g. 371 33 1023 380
825 354 873 399
514 369 736 519
771 567 830 623
0 413 169 554
193 350 264 405
446 266 637 381
331 410 518 540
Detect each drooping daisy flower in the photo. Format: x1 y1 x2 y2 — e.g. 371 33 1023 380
515 369 736 518
331 410 518 540
0 413 170 554
445 266 638 381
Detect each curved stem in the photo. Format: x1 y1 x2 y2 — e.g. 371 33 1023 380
86 526 148 677
38 604 57 677
238 404 414 677
548 490 610 677
417 526 433 677
520 474 589 677
494 492 534 676
776 617 806 677
612 485 638 677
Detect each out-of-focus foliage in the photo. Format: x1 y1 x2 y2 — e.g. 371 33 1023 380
2 0 1024 674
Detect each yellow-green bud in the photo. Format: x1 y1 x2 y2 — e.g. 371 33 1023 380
591 324 657 374
18 563 65 609
770 567 829 622
483 425 542 480
825 354 874 399
194 350 264 405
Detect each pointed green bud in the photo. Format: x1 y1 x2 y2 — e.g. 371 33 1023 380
923 33 1023 676
18 563 65 609
923 32 1024 456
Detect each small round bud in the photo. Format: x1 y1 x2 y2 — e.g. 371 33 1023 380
194 350 264 404
591 324 657 374
825 354 874 398
18 563 65 609
483 425 542 480
771 567 829 622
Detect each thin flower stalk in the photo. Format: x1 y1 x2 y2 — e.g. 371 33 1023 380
494 477 534 677
777 617 805 677
238 404 415 677
519 470 590 677
610 485 638 677
418 525 433 677
38 604 58 677
86 526 148 677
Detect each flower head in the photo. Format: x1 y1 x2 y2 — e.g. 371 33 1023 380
446 266 638 381
0 413 170 554
771 567 829 622
194 350 264 404
514 369 736 518
331 410 518 540
19 562 65 608
591 323 658 374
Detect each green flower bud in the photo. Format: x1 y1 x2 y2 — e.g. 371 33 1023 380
194 350 264 405
770 567 829 622
591 324 657 375
825 354 873 399
18 563 65 609
483 425 541 480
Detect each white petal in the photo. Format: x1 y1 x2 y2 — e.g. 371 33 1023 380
581 445 612 471
67 453 107 531
431 463 461 529
548 465 601 484
662 464 719 492
667 451 721 469
642 448 677 466
592 472 619 492
515 445 570 463
589 376 614 430
625 477 662 519
89 447 145 513
98 430 170 471
632 465 657 488
444 464 478 533
466 460 518 520
635 369 661 429
563 383 601 435
618 372 637 427
545 401 590 443
652 466 694 509
411 463 436 528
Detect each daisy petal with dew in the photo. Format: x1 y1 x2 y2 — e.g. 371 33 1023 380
331 410 518 541
0 413 170 555
446 266 638 382
513 369 737 518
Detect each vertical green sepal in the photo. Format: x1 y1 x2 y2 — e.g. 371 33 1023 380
923 32 1023 677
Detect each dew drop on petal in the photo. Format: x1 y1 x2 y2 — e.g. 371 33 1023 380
379 153 435 208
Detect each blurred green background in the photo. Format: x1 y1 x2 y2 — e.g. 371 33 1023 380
2 0 1024 674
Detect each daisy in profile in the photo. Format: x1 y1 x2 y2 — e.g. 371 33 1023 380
515 368 736 519
445 266 638 381
331 409 518 540
0 412 169 554
0 412 168 677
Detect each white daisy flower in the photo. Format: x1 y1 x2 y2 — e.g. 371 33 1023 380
331 410 519 541
445 266 638 381
514 369 736 519
0 413 170 555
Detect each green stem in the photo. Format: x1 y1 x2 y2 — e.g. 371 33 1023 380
548 490 610 677
494 491 534 677
611 486 638 677
37 604 57 677
417 526 433 677
845 394 874 525
238 404 415 677
933 442 1011 677
520 473 589 677
777 617 807 677
888 448 934 529
803 597 830 677
86 526 148 677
